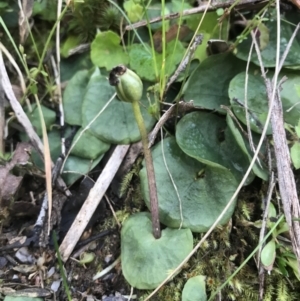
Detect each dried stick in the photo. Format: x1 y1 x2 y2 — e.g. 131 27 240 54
125 0 268 31
250 8 300 271
59 145 130 262
0 51 71 196
165 34 203 93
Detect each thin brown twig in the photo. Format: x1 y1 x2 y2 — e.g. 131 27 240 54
125 0 268 31
105 194 121 228
250 6 300 272
258 172 275 301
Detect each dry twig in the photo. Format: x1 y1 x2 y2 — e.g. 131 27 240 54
250 9 300 271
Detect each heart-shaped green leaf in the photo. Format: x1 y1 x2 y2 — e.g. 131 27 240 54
140 137 237 232
128 41 185 82
91 31 129 70
236 10 300 68
63 69 90 126
229 71 300 134
81 75 155 144
182 275 207 301
183 53 245 112
226 114 268 181
30 129 103 186
121 212 193 289
26 104 56 136
62 155 102 186
176 111 254 183
70 127 110 160
228 71 271 134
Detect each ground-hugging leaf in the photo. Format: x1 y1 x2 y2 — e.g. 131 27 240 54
280 71 300 126
228 71 272 135
121 212 193 289
70 127 110 160
30 129 103 186
226 114 268 181
176 111 255 184
182 275 207 301
236 10 300 68
81 75 156 144
91 31 129 70
26 104 56 136
128 40 185 82
62 155 102 186
140 137 238 232
63 69 90 126
60 53 93 82
229 71 300 133
183 53 245 112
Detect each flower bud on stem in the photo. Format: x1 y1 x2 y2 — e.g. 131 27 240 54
109 65 161 239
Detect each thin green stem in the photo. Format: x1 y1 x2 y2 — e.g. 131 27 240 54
131 100 161 239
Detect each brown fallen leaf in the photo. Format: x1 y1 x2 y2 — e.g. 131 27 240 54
0 142 32 205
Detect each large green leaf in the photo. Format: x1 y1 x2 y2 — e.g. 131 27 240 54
31 129 103 186
70 127 110 160
183 53 245 111
226 114 268 181
121 212 193 289
81 75 155 144
60 53 93 82
128 40 185 82
62 155 102 186
228 71 271 134
182 275 207 301
26 104 56 136
176 111 255 183
91 31 129 70
140 137 237 232
63 69 90 126
229 71 300 134
236 10 300 68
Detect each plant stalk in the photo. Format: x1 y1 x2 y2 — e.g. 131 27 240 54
131 100 161 239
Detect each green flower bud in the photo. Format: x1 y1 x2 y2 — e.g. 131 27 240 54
109 65 143 103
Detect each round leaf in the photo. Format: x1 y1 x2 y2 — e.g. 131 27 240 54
176 111 254 183
121 212 193 289
63 69 90 126
229 71 300 134
81 75 155 144
236 10 300 68
182 275 207 301
62 155 102 186
280 71 300 126
70 127 110 160
91 31 129 70
26 104 56 136
183 53 245 112
226 114 268 181
140 137 238 232
128 41 185 82
228 72 272 134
